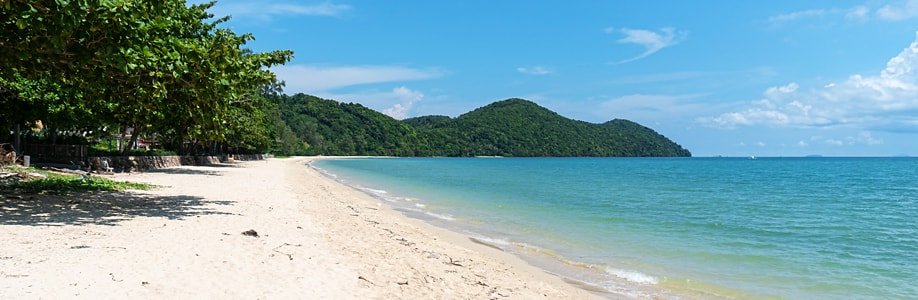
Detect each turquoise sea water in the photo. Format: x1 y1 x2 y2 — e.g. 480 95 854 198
312 157 918 299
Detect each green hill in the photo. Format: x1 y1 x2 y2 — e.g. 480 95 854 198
272 95 691 157
409 99 691 157
273 93 422 156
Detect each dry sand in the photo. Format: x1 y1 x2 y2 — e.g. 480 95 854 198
0 157 601 299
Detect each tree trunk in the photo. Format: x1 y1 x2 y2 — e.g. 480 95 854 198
122 125 141 156
50 125 58 145
119 124 129 151
13 123 21 154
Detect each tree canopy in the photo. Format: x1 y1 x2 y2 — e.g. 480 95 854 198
0 0 292 155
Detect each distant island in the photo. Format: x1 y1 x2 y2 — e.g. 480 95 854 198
270 94 691 157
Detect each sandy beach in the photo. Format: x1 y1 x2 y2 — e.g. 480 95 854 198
0 157 600 299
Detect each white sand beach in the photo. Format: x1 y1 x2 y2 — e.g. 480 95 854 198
0 157 600 299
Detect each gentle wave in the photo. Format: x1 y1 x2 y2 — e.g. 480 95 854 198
425 211 456 221
358 187 388 195
469 236 512 248
604 268 659 285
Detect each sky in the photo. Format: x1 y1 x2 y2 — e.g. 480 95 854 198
196 0 918 157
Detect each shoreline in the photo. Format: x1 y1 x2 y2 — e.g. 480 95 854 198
294 157 607 299
308 157 681 299
0 157 601 299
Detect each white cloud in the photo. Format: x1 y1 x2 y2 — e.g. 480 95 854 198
207 1 351 21
703 31 918 131
797 140 809 147
382 87 424 119
516 66 553 75
766 1 918 25
847 131 884 145
877 0 918 21
273 65 442 93
607 27 687 64
316 86 425 120
826 139 844 146
768 9 830 25
846 5 870 22
756 141 767 147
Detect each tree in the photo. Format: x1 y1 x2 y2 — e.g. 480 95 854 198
1 0 292 156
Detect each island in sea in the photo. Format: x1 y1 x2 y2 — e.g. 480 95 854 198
268 94 691 157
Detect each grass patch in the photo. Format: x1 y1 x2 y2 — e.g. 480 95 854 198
0 164 43 176
10 173 153 193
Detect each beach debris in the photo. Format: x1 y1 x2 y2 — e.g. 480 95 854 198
445 256 464 267
358 275 377 286
423 251 441 259
487 288 512 299
395 237 415 247
141 281 149 286
70 245 90 249
397 280 409 285
272 243 302 261
241 229 259 237
109 273 123 282
1 271 28 278
347 205 360 216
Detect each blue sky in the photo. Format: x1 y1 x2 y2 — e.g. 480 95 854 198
200 0 918 156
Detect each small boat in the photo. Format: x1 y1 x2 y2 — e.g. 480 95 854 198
749 156 757 160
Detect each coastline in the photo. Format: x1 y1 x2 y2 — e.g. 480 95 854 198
308 157 683 299
291 157 606 298
0 157 601 299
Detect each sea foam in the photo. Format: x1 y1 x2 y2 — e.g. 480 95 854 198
425 211 456 221
605 268 659 285
358 187 388 195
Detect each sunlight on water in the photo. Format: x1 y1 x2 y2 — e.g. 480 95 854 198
314 157 918 299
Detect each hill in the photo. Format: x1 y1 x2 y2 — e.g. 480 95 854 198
408 99 691 157
272 93 422 156
272 95 691 157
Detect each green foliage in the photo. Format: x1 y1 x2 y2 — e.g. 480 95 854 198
0 0 292 156
424 99 692 157
89 143 176 157
10 173 153 193
271 93 421 156
402 115 454 129
269 95 691 157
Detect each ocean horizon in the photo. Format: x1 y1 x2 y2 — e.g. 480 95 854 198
313 157 917 299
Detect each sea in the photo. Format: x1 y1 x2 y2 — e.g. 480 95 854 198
311 157 918 299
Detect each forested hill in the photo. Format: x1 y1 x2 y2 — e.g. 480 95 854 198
271 94 691 157
405 99 691 157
